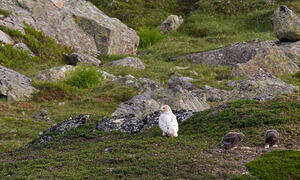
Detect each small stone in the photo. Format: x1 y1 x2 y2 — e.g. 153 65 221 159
160 15 183 32
0 30 14 44
58 102 65 106
103 57 145 69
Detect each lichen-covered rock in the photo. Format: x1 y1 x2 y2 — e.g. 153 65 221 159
228 69 297 101
0 0 139 55
274 5 300 42
103 57 145 69
203 85 231 102
112 79 210 119
67 52 101 66
160 15 183 32
34 114 90 145
117 75 161 92
13 43 35 57
34 65 75 82
97 110 195 134
0 30 14 44
278 41 300 66
0 65 36 101
231 41 298 77
168 39 266 65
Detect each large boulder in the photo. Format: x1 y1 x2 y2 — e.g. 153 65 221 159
0 65 36 101
231 41 298 77
278 41 300 66
274 5 300 42
204 69 297 102
103 57 145 69
160 15 183 32
34 65 75 82
67 52 101 66
0 0 139 55
168 39 298 76
0 30 14 44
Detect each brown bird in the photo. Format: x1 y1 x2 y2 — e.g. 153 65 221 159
265 129 279 149
222 132 245 149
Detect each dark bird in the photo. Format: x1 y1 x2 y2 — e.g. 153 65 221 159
222 132 245 149
265 129 279 149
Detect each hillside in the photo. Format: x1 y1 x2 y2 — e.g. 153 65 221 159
0 0 299 179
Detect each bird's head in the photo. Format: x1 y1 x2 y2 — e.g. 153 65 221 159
160 105 172 113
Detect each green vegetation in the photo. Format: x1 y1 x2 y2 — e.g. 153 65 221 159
137 27 163 48
0 0 299 178
66 66 102 89
246 150 300 180
0 8 11 17
0 25 72 77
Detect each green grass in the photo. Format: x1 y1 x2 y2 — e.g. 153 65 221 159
66 66 102 89
0 25 73 77
246 150 300 180
0 8 11 17
137 27 163 48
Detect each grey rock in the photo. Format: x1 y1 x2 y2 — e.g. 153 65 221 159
169 40 298 77
34 65 75 82
168 76 197 92
34 114 90 145
0 65 36 101
67 52 101 66
103 57 145 69
0 30 14 44
0 0 139 55
13 43 35 57
228 69 297 101
203 85 231 102
278 41 300 66
160 15 183 32
231 41 298 77
117 75 161 92
31 110 50 122
274 5 300 42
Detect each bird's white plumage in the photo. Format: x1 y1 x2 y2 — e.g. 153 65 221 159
158 105 178 137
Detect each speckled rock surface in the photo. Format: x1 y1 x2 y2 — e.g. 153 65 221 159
160 15 183 32
0 0 139 55
13 43 35 57
103 57 145 69
278 41 300 66
274 5 300 42
34 65 75 82
231 41 298 77
0 65 36 101
67 52 101 66
0 30 14 44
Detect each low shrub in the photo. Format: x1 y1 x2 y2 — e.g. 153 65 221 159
137 27 163 48
66 66 102 89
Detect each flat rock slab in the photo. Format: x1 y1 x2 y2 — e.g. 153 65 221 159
0 65 36 101
34 65 75 82
67 52 101 66
0 0 139 55
0 30 14 44
103 57 145 69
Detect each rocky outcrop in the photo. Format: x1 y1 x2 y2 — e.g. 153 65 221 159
13 43 35 57
274 5 300 42
97 110 195 134
204 69 297 102
34 114 90 145
34 65 75 82
231 41 298 77
0 0 139 55
103 57 145 69
168 39 298 76
0 65 36 101
278 41 300 66
67 52 101 66
0 30 14 44
160 15 183 32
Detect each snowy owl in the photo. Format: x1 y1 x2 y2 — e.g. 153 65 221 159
265 129 279 149
158 105 179 137
221 132 245 149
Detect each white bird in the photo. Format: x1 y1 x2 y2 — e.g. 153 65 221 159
158 105 179 137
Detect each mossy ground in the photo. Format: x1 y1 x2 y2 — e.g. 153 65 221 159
0 0 299 178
